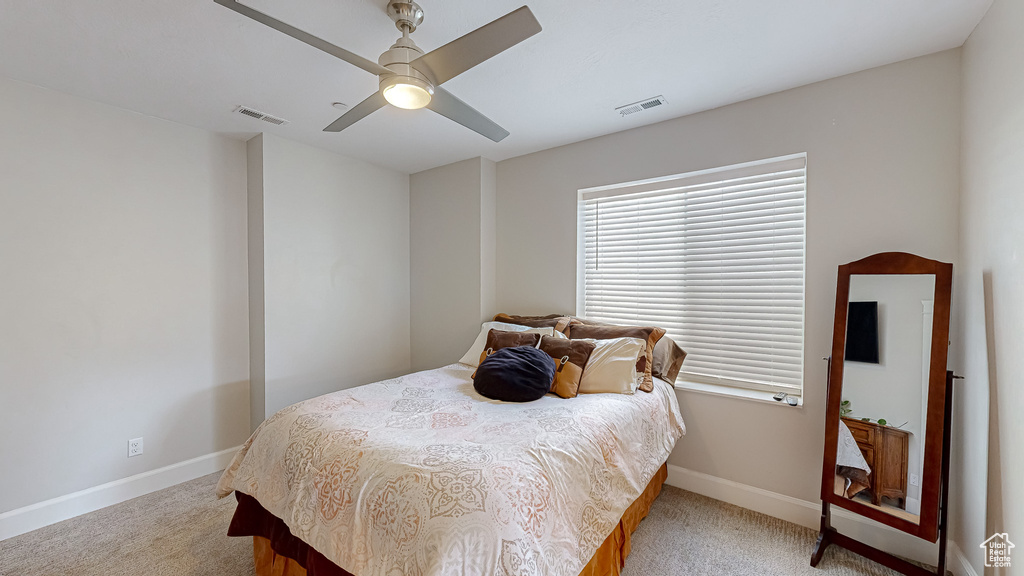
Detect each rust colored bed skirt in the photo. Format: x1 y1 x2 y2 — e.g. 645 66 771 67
233 462 668 576
576 462 667 576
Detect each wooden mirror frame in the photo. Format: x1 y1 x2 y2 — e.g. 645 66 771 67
819 252 953 542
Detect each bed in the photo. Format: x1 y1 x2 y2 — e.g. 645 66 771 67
217 362 685 576
835 419 872 498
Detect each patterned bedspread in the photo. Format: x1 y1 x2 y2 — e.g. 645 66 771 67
217 363 685 576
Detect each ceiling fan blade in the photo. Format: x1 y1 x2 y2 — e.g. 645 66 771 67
323 92 387 132
213 0 391 77
427 87 509 142
411 6 541 86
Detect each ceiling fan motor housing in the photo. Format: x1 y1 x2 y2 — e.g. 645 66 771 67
378 36 434 93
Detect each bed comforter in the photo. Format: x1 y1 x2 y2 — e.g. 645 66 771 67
217 363 684 576
836 420 872 498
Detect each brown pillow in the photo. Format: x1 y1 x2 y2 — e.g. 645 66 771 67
473 330 543 377
566 316 648 373
538 336 596 398
566 321 666 392
652 336 687 383
493 313 572 334
568 317 685 382
486 329 542 350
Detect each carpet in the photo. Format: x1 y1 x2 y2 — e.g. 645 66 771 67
622 485 910 575
0 472 916 575
0 473 253 576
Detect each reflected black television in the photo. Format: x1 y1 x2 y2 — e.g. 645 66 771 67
845 301 879 364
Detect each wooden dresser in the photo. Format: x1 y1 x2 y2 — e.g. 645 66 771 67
841 416 910 509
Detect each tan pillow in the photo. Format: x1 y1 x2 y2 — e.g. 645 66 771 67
567 321 666 392
493 313 572 334
652 336 687 383
538 336 596 398
576 337 647 394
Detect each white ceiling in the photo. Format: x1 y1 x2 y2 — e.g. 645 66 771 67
0 0 991 174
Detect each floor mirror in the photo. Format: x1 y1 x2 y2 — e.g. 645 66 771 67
811 252 954 576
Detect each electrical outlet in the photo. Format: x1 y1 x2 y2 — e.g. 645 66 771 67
128 437 143 458
909 473 920 487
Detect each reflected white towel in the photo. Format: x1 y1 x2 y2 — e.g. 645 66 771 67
836 420 870 474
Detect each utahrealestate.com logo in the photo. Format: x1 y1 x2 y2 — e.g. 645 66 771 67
981 533 1014 569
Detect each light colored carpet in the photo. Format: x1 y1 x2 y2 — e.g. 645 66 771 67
0 473 253 576
622 485 908 576
0 473 915 576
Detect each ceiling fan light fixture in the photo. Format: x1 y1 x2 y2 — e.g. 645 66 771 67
381 76 433 110
213 0 541 140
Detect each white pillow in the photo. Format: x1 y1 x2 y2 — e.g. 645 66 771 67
576 337 647 394
458 321 555 367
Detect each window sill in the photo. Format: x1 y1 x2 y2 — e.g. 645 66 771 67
672 379 803 408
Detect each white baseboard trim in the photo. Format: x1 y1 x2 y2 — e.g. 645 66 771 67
0 446 241 541
665 465 975 574
946 542 980 576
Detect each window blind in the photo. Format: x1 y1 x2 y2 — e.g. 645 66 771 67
577 155 806 395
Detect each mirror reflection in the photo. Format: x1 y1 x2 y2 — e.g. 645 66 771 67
834 274 935 524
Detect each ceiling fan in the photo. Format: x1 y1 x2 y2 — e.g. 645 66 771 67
213 0 542 142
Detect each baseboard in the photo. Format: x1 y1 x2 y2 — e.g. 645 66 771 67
0 446 241 541
946 542 980 576
666 464 971 573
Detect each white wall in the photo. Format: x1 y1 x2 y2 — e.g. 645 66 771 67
253 134 411 419
0 77 250 513
958 0 1024 570
409 157 496 371
494 50 961 517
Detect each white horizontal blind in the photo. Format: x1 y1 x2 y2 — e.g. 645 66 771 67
578 155 806 395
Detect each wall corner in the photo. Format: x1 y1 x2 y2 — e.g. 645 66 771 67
246 134 267 432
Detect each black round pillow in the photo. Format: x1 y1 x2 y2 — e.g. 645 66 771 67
473 346 556 402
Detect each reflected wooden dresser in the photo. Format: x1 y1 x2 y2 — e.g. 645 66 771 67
840 416 909 509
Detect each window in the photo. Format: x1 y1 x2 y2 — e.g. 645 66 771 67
577 154 806 396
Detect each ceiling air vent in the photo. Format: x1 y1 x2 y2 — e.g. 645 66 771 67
235 105 289 126
615 95 667 117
